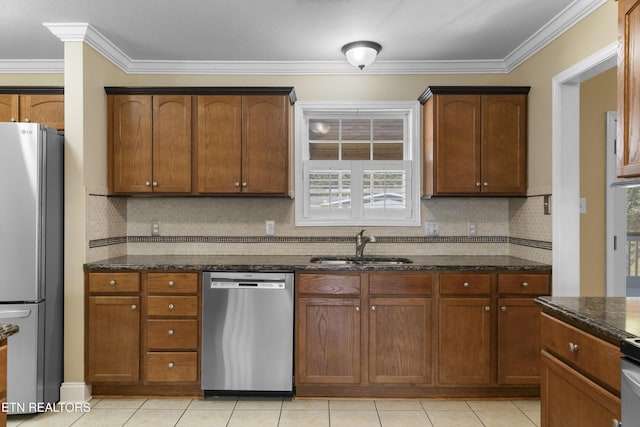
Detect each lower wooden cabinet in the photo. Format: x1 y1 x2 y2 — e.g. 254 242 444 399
86 271 201 395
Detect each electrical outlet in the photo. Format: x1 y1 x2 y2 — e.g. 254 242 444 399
152 221 161 236
265 220 275 236
467 222 477 237
424 221 439 236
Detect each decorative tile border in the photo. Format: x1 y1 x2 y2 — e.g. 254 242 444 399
89 235 551 250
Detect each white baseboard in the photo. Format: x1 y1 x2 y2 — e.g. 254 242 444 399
59 382 92 403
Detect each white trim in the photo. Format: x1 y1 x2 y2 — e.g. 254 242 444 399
606 111 626 296
59 382 92 403
3 1 604 75
0 59 63 73
552 42 617 296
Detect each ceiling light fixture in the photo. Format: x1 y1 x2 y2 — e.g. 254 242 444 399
342 41 382 70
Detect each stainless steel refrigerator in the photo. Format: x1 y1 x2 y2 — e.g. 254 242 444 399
0 122 63 414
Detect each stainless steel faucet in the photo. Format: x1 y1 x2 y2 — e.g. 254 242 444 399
355 229 376 258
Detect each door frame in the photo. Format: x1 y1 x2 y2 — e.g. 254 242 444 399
552 42 617 296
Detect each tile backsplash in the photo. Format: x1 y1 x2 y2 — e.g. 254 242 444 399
85 194 551 264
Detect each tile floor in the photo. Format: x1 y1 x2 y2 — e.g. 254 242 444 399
7 397 541 427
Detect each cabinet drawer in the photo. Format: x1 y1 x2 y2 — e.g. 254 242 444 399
145 352 198 383
146 319 198 350
89 272 140 293
498 273 550 295
369 273 432 295
540 313 621 393
297 274 361 295
439 274 491 295
147 296 198 317
147 273 198 294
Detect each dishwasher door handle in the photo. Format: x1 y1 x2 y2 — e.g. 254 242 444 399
208 281 285 290
623 367 640 397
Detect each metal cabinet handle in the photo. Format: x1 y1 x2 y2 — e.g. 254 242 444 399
521 282 529 288
168 362 174 368
131 304 137 310
10 117 16 122
612 419 620 427
152 181 158 187
168 329 174 336
463 282 470 288
371 305 376 311
242 182 247 187
475 182 481 187
24 118 30 122
568 342 579 352
355 306 360 312
484 306 490 312
168 280 175 287
501 306 507 312
483 182 488 187
168 303 175 310
109 280 116 286
234 182 240 187
145 181 151 186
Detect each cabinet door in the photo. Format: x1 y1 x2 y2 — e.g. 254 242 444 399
152 95 192 193
434 94 481 194
497 298 541 384
296 297 361 384
369 297 431 384
438 297 491 385
242 95 288 194
110 95 153 193
19 94 65 132
87 296 140 383
0 95 18 123
618 0 640 178
541 351 620 427
197 95 242 193
481 94 527 194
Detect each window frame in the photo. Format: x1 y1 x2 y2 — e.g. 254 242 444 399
294 101 421 226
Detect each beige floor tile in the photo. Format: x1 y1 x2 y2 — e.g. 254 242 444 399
175 409 232 427
235 397 283 410
512 400 541 412
279 409 330 427
68 408 137 427
123 409 185 427
282 399 329 410
375 400 424 410
426 410 484 427
330 399 377 411
378 410 433 427
188 397 237 410
91 398 146 409
330 410 382 427
7 414 37 427
474 410 536 427
466 400 518 411
16 410 84 427
227 409 281 427
421 400 471 411
139 398 192 410
523 410 541 427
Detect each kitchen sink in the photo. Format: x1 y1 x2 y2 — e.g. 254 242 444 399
309 256 413 265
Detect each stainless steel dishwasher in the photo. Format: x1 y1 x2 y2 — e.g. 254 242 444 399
201 271 294 395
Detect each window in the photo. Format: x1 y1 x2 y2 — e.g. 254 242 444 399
295 101 421 226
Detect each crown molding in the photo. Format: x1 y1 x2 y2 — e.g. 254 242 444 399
0 0 608 75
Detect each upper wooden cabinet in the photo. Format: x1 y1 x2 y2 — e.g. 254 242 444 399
618 0 640 179
106 87 295 196
197 95 290 194
0 89 64 132
419 87 529 196
108 94 192 194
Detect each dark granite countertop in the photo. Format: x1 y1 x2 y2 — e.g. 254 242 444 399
84 255 551 272
536 296 640 346
0 323 19 341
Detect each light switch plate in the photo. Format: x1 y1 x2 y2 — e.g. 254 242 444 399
425 221 439 236
265 220 275 236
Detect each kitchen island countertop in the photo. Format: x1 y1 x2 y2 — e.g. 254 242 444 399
84 254 551 272
0 323 18 341
536 296 640 346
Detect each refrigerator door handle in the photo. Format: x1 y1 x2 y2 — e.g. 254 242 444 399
0 309 32 319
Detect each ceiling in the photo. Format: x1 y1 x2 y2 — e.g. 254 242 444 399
1 0 606 74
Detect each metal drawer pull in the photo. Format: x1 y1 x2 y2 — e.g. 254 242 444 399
168 362 174 368
109 280 116 286
168 280 175 287
568 342 579 352
521 282 529 288
355 306 360 312
371 305 376 311
484 306 490 311
131 305 137 311
168 304 175 310
463 282 470 288
501 306 507 312
168 329 174 336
